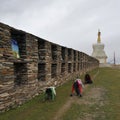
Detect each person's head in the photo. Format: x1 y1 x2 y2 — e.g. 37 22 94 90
77 79 82 84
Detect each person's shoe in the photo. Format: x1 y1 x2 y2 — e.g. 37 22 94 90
79 94 82 97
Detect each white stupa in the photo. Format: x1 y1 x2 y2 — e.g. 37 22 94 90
92 30 107 64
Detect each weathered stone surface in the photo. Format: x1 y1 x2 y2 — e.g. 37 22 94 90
0 22 99 112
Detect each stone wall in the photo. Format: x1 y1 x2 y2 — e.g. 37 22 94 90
0 22 99 112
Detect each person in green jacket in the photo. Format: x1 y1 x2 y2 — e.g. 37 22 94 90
45 87 56 100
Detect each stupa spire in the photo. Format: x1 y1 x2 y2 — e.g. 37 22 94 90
92 30 107 64
97 29 101 43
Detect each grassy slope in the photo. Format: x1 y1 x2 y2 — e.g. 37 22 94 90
0 67 120 120
62 67 120 120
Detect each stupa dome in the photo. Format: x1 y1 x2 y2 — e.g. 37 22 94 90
92 30 107 64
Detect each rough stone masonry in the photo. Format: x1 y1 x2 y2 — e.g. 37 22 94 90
0 22 99 112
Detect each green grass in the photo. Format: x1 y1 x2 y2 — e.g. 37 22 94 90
0 67 120 120
62 67 120 120
0 76 74 120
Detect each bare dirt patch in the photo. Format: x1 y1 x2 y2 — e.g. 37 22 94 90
53 86 106 120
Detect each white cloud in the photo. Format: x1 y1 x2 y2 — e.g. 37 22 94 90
0 0 120 64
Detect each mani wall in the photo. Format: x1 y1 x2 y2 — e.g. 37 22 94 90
0 22 99 112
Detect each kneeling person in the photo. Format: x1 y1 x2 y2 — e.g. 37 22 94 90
45 87 56 100
71 79 84 97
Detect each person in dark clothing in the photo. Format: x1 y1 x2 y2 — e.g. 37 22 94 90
84 73 93 84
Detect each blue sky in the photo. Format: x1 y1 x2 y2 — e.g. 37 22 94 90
0 0 120 64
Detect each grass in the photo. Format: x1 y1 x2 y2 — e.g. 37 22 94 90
62 67 120 120
0 67 120 120
0 75 74 120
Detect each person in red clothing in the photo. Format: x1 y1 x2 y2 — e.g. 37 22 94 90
70 79 84 97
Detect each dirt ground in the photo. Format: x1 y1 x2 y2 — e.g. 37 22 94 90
53 70 106 120
53 86 106 120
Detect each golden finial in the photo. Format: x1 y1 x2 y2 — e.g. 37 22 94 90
97 29 101 43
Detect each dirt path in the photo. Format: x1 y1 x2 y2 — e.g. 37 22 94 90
53 86 106 120
53 97 75 120
53 70 104 120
